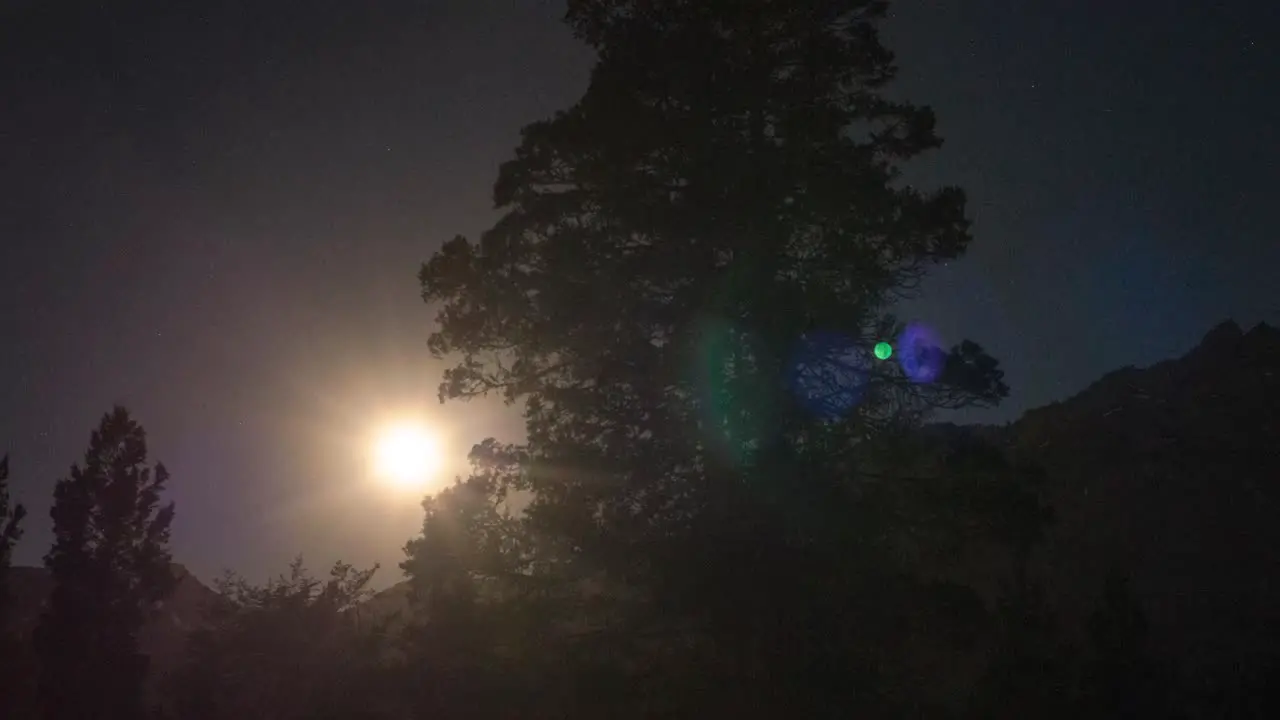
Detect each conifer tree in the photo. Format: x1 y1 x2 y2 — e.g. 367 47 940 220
1 452 29 713
411 1 1020 715
35 407 176 720
0 453 26 629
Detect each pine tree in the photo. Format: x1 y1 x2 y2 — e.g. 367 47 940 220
1 452 30 712
1 453 26 629
413 1 1014 715
35 407 176 720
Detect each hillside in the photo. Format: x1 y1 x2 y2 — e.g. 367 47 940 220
991 320 1280 674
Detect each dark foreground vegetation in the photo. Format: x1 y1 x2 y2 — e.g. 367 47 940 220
2 2 1277 718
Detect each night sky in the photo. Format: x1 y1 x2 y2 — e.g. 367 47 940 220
2 0 1276 586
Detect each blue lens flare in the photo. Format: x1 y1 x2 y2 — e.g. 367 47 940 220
787 332 871 419
898 322 946 384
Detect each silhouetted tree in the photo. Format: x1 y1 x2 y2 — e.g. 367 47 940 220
970 576 1077 719
927 436 1075 718
413 0 1017 716
1 453 26 626
1 452 30 713
1078 571 1186 718
399 492 478 713
34 407 176 720
166 558 393 720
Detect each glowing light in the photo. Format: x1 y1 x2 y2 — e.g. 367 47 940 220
898 322 946 384
372 424 441 489
787 331 870 420
874 342 893 360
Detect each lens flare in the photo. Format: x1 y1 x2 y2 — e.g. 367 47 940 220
787 331 870 419
897 322 946 384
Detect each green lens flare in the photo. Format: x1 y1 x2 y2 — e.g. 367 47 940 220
874 341 893 360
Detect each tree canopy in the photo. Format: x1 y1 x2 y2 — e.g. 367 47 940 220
0 453 26 625
1 452 30 715
166 558 392 720
35 406 176 720
413 1 1017 716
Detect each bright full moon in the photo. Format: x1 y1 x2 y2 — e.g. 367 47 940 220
372 424 442 489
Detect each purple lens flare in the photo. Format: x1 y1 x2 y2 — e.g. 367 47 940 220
897 322 946 384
